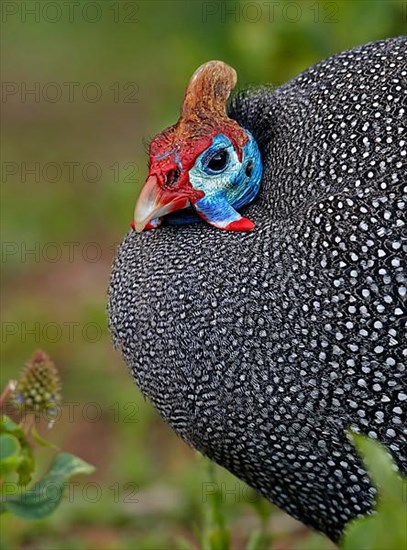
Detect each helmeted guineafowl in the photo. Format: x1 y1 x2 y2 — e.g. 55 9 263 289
108 37 407 541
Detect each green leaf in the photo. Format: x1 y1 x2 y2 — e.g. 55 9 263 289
1 452 95 519
0 415 23 436
351 433 402 502
0 434 21 461
0 415 35 485
0 434 22 477
341 434 407 550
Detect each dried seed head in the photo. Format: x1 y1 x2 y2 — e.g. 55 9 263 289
13 350 61 420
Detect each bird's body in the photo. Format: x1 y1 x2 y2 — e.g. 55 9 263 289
109 37 406 541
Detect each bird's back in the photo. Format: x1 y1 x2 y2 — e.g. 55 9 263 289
109 37 406 541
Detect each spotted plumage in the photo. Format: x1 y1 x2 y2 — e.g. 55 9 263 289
109 37 407 541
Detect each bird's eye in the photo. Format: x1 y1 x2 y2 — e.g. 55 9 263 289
207 150 228 172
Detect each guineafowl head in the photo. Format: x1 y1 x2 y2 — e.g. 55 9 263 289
132 61 262 232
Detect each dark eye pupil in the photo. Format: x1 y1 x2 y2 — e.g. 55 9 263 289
208 150 228 171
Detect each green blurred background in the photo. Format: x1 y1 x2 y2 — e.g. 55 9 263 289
1 1 405 548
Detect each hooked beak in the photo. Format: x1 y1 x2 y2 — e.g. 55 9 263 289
132 175 190 232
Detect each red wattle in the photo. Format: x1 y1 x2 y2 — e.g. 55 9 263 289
225 218 255 232
144 220 159 230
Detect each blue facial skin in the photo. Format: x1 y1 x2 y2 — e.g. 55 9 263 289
165 131 262 228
